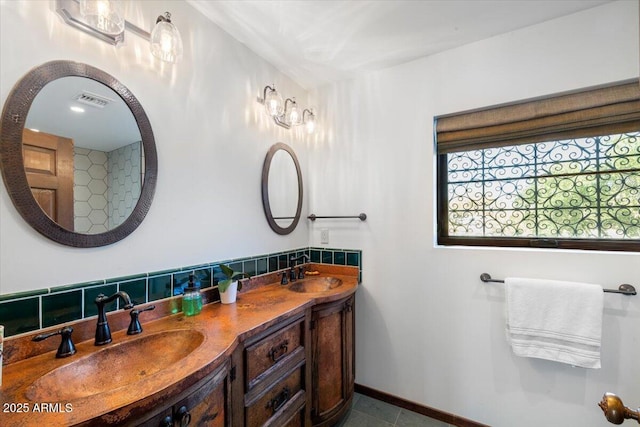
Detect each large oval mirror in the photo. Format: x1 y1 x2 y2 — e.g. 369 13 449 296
261 142 303 235
0 61 157 247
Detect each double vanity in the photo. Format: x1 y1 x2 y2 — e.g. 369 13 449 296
0 264 357 427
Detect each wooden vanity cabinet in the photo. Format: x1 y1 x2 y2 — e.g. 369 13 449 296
231 313 311 427
134 360 230 427
310 295 355 427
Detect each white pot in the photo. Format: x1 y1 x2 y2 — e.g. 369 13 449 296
220 281 238 304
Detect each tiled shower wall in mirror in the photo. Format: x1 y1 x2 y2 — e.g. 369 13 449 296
73 141 143 234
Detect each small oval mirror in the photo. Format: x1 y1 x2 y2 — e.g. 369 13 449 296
0 60 157 247
261 143 303 235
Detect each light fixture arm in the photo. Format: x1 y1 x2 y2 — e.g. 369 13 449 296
261 84 277 102
156 12 172 25
124 21 150 41
56 0 126 44
273 115 292 130
56 0 151 43
284 98 297 110
55 1 182 64
302 108 314 121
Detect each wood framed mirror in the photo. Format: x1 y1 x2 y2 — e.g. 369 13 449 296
261 142 303 235
0 60 157 247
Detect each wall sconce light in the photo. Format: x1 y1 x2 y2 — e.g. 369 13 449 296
78 0 124 39
149 12 183 64
258 85 317 133
55 0 184 64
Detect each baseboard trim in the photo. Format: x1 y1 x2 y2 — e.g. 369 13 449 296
354 383 490 427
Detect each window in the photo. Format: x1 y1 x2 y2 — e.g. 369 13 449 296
436 80 640 251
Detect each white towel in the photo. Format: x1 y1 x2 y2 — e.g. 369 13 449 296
505 277 604 369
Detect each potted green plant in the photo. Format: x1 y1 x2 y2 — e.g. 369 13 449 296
218 264 250 304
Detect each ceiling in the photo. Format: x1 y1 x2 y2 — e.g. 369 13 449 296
187 0 613 89
26 76 141 152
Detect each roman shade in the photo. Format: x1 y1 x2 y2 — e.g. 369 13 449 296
436 80 640 154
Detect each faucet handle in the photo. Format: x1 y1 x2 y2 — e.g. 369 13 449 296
127 305 156 335
280 271 288 285
33 326 77 358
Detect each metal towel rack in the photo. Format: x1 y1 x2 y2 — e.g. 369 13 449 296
480 273 637 295
307 213 367 221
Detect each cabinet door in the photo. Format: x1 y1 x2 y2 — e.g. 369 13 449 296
137 365 228 427
311 295 355 426
173 371 226 427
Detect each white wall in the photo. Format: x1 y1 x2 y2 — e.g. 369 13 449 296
2 1 638 425
309 1 640 426
0 0 311 294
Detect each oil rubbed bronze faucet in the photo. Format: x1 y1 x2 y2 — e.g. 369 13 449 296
32 326 77 358
127 305 156 335
94 291 134 346
289 254 310 282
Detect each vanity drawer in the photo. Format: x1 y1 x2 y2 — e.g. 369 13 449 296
280 406 305 427
245 319 303 389
245 366 304 427
263 393 305 427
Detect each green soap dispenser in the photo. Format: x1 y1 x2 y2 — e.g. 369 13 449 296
182 274 202 316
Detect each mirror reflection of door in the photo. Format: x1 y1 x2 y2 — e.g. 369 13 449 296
22 129 74 230
24 76 143 234
268 149 299 229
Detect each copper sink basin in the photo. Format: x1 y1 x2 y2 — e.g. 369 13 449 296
288 277 343 293
25 329 204 401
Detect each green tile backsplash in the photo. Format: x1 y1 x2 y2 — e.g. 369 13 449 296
257 258 268 275
118 279 147 305
149 274 173 301
347 251 360 267
0 297 40 336
0 247 362 338
242 260 256 277
268 256 279 272
42 290 83 328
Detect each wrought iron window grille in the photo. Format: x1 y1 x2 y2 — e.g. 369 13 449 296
439 131 640 251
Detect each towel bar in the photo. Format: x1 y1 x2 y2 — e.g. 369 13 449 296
307 213 367 221
480 273 636 295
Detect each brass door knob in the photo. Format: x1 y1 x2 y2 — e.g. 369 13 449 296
598 393 640 424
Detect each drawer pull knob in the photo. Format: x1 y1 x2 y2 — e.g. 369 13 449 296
268 340 289 363
266 386 290 413
177 405 191 427
344 300 353 312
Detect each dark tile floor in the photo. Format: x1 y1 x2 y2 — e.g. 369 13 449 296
336 393 453 427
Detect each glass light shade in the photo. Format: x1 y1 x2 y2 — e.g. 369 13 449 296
305 113 316 134
264 88 284 117
79 0 125 35
287 102 302 126
150 13 183 64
